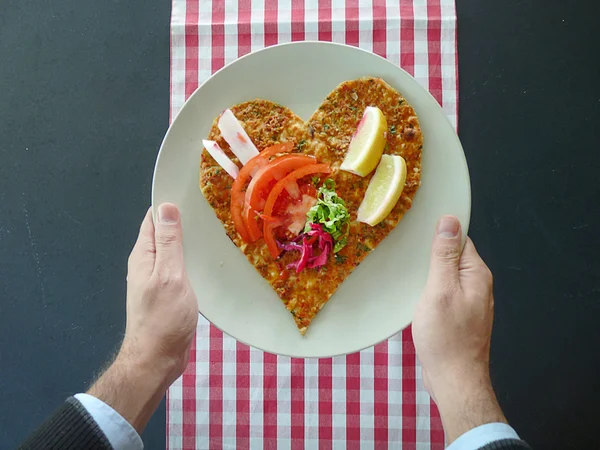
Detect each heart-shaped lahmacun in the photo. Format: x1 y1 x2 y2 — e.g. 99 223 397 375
200 77 422 335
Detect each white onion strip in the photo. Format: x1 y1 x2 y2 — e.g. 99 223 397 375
202 140 240 179
217 109 259 165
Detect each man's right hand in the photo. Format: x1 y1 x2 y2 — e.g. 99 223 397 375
121 203 199 387
89 203 199 434
412 215 507 443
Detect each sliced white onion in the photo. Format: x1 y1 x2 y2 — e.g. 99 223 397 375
202 139 240 179
217 109 259 165
284 180 301 199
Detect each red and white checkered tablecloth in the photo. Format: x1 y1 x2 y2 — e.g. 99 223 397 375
167 1 458 448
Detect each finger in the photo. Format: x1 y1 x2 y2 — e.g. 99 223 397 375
128 207 156 278
459 237 493 292
427 215 463 286
153 203 185 276
458 237 484 271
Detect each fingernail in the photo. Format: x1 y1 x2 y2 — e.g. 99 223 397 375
158 203 179 224
437 215 460 238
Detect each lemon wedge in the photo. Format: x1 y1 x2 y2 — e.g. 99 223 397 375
356 155 407 226
340 106 388 176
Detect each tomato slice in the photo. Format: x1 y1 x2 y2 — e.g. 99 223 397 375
263 164 331 259
243 203 262 242
230 185 251 243
247 154 316 210
230 142 294 243
243 154 316 241
260 141 294 159
272 184 318 237
273 184 317 214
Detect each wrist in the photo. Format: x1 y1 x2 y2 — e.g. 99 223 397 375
114 349 174 393
119 335 184 386
428 364 507 443
88 349 172 433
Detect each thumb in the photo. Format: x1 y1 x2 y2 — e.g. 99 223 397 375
428 215 463 285
154 203 185 275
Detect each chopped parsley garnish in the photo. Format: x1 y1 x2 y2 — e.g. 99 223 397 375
357 242 372 254
335 254 347 265
304 179 350 253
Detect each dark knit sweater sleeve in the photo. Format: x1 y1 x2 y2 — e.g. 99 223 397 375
18 397 113 450
478 438 532 450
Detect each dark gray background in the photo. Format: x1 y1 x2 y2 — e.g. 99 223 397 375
1 0 598 449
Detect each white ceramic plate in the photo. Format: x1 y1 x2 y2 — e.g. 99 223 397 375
152 42 470 358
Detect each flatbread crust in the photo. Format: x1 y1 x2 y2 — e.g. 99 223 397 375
200 77 422 335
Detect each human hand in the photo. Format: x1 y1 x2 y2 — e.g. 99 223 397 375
121 203 198 384
412 215 506 443
89 203 198 432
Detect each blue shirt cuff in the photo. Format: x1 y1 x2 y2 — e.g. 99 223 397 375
74 393 143 450
446 422 520 450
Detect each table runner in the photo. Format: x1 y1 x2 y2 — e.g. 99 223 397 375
168 1 458 448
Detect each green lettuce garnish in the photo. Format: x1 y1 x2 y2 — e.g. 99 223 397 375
304 179 350 253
